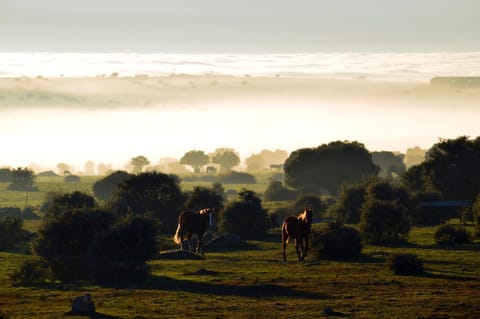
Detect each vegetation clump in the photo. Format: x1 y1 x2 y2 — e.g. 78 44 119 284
310 222 362 259
434 224 471 245
0 217 24 251
387 253 424 276
359 181 412 244
219 189 268 238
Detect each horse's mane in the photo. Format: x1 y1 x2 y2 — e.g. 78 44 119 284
198 208 212 215
298 208 313 224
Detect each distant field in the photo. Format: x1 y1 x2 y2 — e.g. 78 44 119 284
0 173 276 210
0 223 479 318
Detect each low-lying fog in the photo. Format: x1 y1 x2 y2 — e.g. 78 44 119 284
1 76 479 170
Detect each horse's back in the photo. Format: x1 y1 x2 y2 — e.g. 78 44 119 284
282 216 301 237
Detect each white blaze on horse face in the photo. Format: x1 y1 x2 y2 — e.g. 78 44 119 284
209 212 213 227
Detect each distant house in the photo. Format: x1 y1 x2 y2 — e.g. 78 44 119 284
430 77 480 87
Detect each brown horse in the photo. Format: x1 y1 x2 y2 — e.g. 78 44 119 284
173 208 215 254
281 208 313 261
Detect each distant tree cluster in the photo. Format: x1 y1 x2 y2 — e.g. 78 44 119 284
403 136 480 201
284 141 379 195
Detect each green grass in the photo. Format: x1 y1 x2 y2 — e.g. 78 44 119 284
1 225 479 318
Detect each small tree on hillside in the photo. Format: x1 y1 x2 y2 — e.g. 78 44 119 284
219 189 269 238
185 186 224 212
333 184 366 224
93 170 132 202
180 150 209 173
131 155 150 174
212 149 240 172
109 172 185 232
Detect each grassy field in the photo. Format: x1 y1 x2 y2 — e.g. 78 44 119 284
0 222 479 319
1 176 480 318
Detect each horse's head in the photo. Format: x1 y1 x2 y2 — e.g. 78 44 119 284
199 208 216 227
304 207 313 225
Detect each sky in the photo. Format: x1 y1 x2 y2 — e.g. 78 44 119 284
0 1 479 171
1 0 479 53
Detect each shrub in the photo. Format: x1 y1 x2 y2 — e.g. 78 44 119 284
45 191 97 219
64 175 80 183
333 184 366 224
434 224 471 245
10 258 49 286
216 171 256 184
33 209 115 281
473 194 480 236
413 192 455 226
360 200 410 244
263 181 297 201
292 195 325 217
0 217 24 251
219 189 268 237
310 222 362 259
387 253 424 276
93 170 132 202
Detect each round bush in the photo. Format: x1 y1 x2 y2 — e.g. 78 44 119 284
310 222 362 259
434 224 471 245
10 258 49 286
218 190 268 237
387 253 424 276
360 200 410 244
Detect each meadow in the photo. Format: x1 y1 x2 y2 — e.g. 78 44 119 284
0 175 479 318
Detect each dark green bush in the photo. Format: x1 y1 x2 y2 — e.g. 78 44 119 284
216 171 256 184
360 200 410 244
0 217 24 251
10 258 49 286
333 184 366 224
413 192 456 226
473 195 480 236
310 222 362 259
64 175 80 183
263 181 297 201
219 189 268 237
434 224 471 245
387 253 424 276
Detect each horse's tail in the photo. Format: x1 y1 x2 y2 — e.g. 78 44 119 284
281 222 290 244
173 222 182 244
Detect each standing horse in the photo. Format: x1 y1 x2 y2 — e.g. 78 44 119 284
173 208 215 254
281 208 313 261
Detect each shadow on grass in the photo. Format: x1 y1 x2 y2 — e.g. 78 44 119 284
106 275 330 300
420 271 479 282
64 311 121 319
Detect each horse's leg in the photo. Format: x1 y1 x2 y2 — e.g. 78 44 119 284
179 229 184 251
298 238 306 261
187 233 193 252
303 236 309 260
196 233 204 255
281 225 288 262
294 238 302 261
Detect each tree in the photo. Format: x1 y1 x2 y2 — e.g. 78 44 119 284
130 155 150 174
403 136 480 201
404 146 426 168
84 160 95 175
259 149 289 167
0 217 24 251
45 191 97 219
185 186 224 212
109 172 185 232
211 149 240 172
292 195 325 217
333 184 366 224
33 208 115 281
371 151 406 178
284 141 379 195
263 180 297 201
180 150 209 173
359 182 411 244
56 163 70 176
7 167 37 192
97 163 112 176
219 189 269 237
0 168 12 182
245 154 265 172
93 170 132 202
